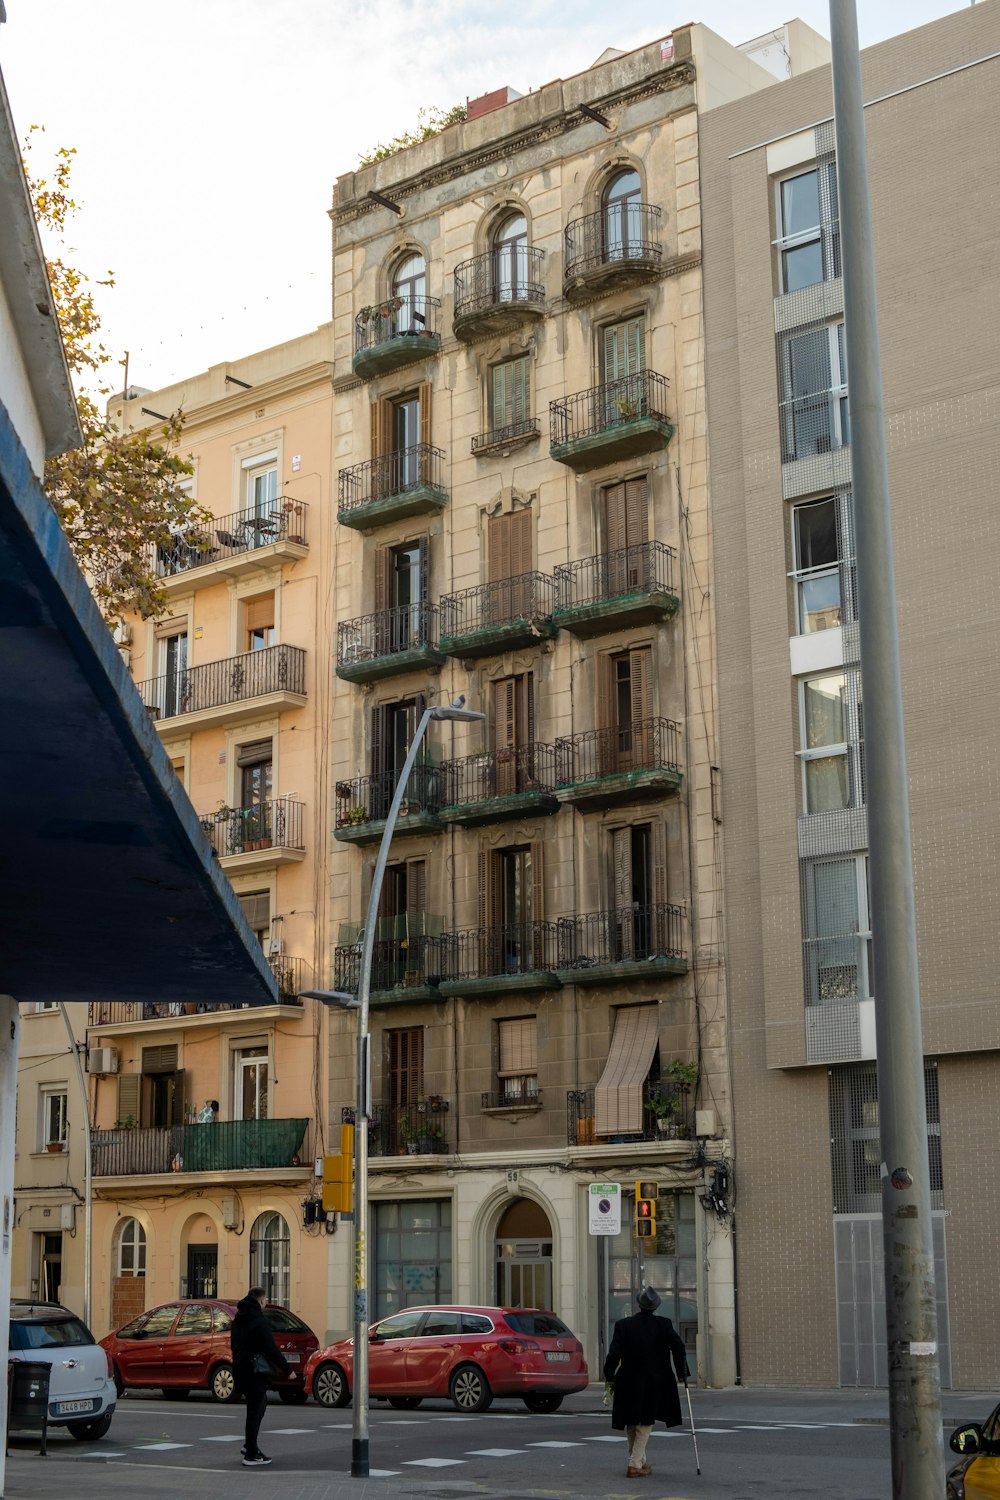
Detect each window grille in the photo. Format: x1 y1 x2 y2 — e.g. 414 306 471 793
829 1061 943 1213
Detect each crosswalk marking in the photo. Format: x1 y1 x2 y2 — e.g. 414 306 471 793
404 1456 466 1467
136 1442 190 1450
466 1447 525 1457
202 1435 244 1443
526 1439 584 1448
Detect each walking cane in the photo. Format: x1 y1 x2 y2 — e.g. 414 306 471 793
684 1381 701 1475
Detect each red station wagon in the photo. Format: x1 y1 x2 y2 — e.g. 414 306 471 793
304 1304 589 1413
101 1297 318 1403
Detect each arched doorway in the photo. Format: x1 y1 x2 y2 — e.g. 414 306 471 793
493 1198 553 1308
250 1211 290 1307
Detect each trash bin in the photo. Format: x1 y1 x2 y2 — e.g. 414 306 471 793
7 1359 51 1455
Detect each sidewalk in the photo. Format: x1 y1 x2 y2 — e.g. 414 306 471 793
3 1384 991 1500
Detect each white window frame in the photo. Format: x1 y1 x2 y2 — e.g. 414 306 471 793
39 1085 68 1148
797 670 863 814
241 451 279 519
232 1042 270 1121
789 495 842 635
780 321 849 461
773 160 840 294
115 1216 147 1277
803 852 872 1005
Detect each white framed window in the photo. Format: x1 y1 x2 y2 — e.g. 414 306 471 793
497 1016 538 1103
791 496 841 634
774 160 840 293
114 1217 147 1277
250 1211 290 1308
802 853 872 1006
234 1044 269 1121
779 322 849 463
40 1086 68 1148
245 458 278 520
798 670 863 813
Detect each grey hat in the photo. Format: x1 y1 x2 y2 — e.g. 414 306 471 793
637 1286 661 1311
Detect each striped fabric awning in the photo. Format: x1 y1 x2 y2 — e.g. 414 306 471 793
595 1004 659 1137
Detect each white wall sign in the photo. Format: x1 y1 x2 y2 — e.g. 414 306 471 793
588 1181 621 1235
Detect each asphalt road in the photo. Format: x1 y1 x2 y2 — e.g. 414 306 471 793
2 1384 916 1500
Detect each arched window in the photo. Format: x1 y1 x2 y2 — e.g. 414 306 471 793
250 1210 290 1307
492 213 527 302
603 169 642 261
114 1217 147 1278
392 253 427 333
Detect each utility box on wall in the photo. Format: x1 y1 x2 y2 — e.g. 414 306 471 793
222 1196 239 1229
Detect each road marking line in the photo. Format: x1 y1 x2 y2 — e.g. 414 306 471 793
465 1447 526 1457
526 1440 584 1448
135 1442 190 1450
583 1434 623 1442
369 1469 402 1477
77 1452 127 1459
267 1426 312 1433
404 1456 466 1467
202 1435 245 1442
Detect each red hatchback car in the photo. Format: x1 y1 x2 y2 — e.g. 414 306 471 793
304 1304 589 1414
101 1298 318 1403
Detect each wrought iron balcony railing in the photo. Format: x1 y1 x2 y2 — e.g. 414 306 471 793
87 958 306 1028
471 417 540 455
439 572 556 642
199 796 305 859
555 717 681 786
91 1117 310 1176
481 1076 540 1109
550 369 671 448
138 643 305 721
441 743 558 806
555 541 677 610
343 1102 450 1157
335 764 443 829
154 499 308 579
354 294 441 355
334 928 441 995
337 444 445 516
454 246 545 319
567 1078 693 1146
337 604 440 667
434 921 558 983
555 902 685 970
564 202 661 279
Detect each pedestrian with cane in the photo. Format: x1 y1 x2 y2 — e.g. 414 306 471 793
231 1285 292 1468
603 1286 689 1479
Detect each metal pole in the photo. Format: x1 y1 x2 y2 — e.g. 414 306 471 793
0 997 21 1500
828 5 943 1494
59 1003 91 1328
349 706 436 1479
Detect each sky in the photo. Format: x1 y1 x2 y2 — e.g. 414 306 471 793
0 0 974 396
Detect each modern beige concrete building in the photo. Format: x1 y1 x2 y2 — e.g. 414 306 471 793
700 2 1000 1388
11 330 341 1350
324 20 828 1385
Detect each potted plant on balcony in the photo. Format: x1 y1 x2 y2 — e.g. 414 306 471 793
282 498 307 545
348 804 369 826
46 1139 66 1154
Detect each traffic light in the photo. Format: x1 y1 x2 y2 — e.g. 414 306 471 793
635 1180 658 1238
322 1123 355 1213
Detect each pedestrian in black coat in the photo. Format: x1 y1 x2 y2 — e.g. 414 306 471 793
603 1286 689 1478
230 1286 292 1468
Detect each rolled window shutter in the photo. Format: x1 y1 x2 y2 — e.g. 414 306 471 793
154 615 189 641
418 382 432 448
238 892 271 932
236 738 273 768
244 595 275 632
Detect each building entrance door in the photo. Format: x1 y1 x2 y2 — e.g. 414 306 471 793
186 1245 218 1298
493 1199 553 1308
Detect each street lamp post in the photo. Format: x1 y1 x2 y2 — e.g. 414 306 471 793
305 695 485 1479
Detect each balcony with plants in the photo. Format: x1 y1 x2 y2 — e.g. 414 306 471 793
336 604 445 685
438 572 557 659
138 643 306 731
198 795 306 870
334 764 443 846
438 743 560 827
352 294 442 380
91 1117 311 1178
554 902 686 985
333 920 444 1005
555 717 682 810
553 541 679 638
153 499 308 596
563 202 662 302
549 370 673 472
337 444 447 530
343 1100 450 1158
567 1065 696 1146
453 246 546 342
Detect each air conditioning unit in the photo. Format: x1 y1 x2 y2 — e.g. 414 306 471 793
87 1046 120 1076
267 937 284 957
222 1196 239 1229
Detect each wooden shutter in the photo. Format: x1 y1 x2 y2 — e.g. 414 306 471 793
417 536 430 604
628 646 653 766
418 382 432 448
166 1069 185 1128
513 356 529 426
612 827 635 959
604 482 628 557
374 546 390 613
370 397 392 459
651 818 669 951
493 679 517 795
371 703 387 777
498 1018 537 1075
530 840 544 923
117 1073 140 1125
406 858 426 922
244 595 275 633
492 362 510 432
603 316 645 382
142 1044 179 1074
386 1027 423 1107
488 513 512 585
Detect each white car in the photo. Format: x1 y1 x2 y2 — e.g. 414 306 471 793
9 1299 117 1440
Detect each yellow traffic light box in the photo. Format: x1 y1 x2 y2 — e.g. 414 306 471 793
322 1123 355 1213
635 1180 658 1238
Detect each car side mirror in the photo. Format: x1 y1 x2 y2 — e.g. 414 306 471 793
950 1423 985 1456
369 1329 381 1343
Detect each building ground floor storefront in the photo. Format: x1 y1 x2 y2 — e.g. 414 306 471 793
326 1154 737 1386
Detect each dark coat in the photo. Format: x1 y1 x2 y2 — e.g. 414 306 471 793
230 1295 292 1396
603 1309 688 1430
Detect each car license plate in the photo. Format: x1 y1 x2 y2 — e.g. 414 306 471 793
56 1399 95 1414
285 1354 300 1364
545 1351 571 1362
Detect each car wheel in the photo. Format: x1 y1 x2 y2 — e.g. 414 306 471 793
112 1363 124 1398
210 1361 237 1403
278 1386 309 1405
449 1364 493 1414
163 1387 190 1400
68 1412 114 1441
313 1361 351 1408
387 1396 422 1410
523 1392 564 1414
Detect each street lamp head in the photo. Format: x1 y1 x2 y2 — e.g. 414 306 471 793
430 694 487 724
300 989 360 1010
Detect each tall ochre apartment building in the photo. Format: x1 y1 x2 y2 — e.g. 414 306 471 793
12 2 1000 1393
